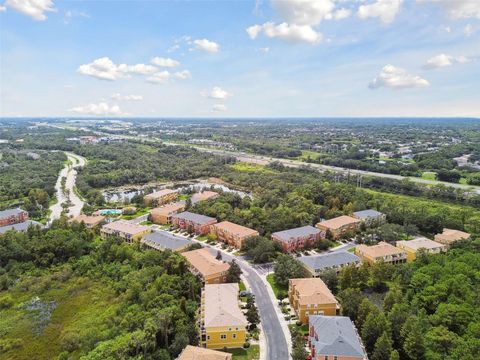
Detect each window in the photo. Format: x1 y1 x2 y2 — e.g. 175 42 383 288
229 328 232 331
220 334 227 340
207 336 210 340
305 311 309 316
233 333 237 339
324 356 328 360
334 357 338 360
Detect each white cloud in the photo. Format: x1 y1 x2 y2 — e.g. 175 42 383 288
246 22 322 44
0 5 6 12
333 8 351 20
418 0 480 19
111 93 143 101
5 0 56 21
424 54 471 69
68 102 124 116
369 65 429 89
212 104 227 112
194 39 220 53
271 0 336 25
77 57 156 81
258 47 270 53
146 71 171 84
63 10 90 24
174 70 191 79
464 24 474 36
202 86 232 100
151 57 180 67
358 0 402 24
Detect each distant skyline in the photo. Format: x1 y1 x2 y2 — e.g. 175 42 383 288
1 0 479 117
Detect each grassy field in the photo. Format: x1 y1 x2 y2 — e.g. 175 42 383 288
229 163 275 173
0 270 120 360
225 345 260 360
421 171 437 180
297 150 321 161
120 207 150 220
266 274 287 299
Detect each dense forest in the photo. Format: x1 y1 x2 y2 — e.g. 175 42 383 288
0 219 201 359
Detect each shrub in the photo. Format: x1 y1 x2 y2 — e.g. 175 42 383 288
243 341 251 348
296 320 302 326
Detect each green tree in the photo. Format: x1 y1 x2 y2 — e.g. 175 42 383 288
338 288 365 321
273 254 306 288
372 332 393 360
361 312 389 354
225 259 242 283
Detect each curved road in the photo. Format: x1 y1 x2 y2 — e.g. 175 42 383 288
48 152 87 224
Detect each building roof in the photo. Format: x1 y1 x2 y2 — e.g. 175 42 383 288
183 248 230 277
299 251 360 272
0 208 26 218
435 228 471 244
309 316 366 358
144 189 177 199
355 241 405 259
71 214 105 226
172 211 217 225
141 230 193 251
289 278 337 306
0 220 43 234
353 209 384 220
272 225 321 243
211 221 258 238
191 191 219 204
150 202 186 216
203 283 247 328
102 220 150 235
177 345 232 360
397 237 446 251
316 215 360 230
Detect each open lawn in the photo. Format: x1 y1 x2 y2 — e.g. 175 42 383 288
266 274 287 299
120 207 150 220
297 150 321 161
0 270 120 360
225 345 260 360
229 162 275 173
421 171 437 180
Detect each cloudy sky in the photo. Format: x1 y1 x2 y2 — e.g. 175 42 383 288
1 0 479 117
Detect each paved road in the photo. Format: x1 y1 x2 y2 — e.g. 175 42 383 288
48 152 86 224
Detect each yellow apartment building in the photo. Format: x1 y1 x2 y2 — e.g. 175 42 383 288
150 202 186 225
434 228 471 248
396 237 446 262
183 248 230 284
210 221 259 249
289 278 339 324
144 189 177 207
316 215 361 240
177 345 232 360
200 283 247 349
355 241 407 265
100 220 151 243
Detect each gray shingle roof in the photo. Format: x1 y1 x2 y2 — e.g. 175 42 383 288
141 230 193 251
171 211 216 225
0 208 26 218
299 251 360 272
0 220 43 234
353 209 384 220
309 316 366 358
272 225 321 243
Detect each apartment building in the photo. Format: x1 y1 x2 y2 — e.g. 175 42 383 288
71 214 105 228
299 251 361 277
352 209 386 227
171 211 218 235
316 215 361 240
271 225 322 252
150 202 186 225
210 221 259 249
308 316 367 360
200 283 247 349
143 189 177 207
177 346 232 360
355 241 407 264
396 237 446 262
0 208 28 227
183 248 230 284
289 278 339 324
141 230 194 252
434 228 471 248
100 220 151 243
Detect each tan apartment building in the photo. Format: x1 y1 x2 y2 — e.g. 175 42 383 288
183 248 230 284
200 283 247 349
289 278 339 324
171 211 218 235
272 225 322 252
71 214 105 228
396 237 446 262
355 241 407 264
191 190 219 204
144 189 177 207
434 228 471 248
177 346 232 360
100 220 151 243
210 221 259 249
150 202 186 225
316 215 361 240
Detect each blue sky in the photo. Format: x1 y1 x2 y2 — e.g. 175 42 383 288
1 0 479 117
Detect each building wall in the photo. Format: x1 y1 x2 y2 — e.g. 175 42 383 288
144 192 177 207
289 286 338 324
212 228 259 249
204 271 228 284
203 326 246 349
272 233 321 252
395 244 445 262
101 228 151 243
0 211 28 227
316 223 358 240
172 218 216 235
